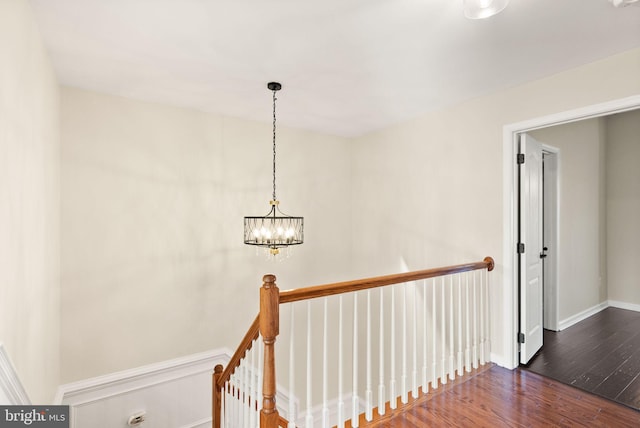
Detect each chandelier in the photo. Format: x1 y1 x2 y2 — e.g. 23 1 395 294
243 82 304 257
463 0 510 19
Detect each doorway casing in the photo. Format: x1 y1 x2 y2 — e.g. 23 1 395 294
541 146 560 332
500 94 640 370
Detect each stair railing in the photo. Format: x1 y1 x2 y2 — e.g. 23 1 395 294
214 256 495 428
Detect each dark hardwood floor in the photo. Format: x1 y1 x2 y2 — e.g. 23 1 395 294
364 365 640 427
523 306 640 411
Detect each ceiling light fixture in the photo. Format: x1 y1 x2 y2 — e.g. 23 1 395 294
463 0 510 19
608 0 640 7
244 82 304 258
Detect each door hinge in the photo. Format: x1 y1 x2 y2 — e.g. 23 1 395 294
517 243 525 254
517 153 525 164
518 333 525 344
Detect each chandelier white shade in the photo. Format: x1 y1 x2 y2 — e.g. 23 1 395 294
463 0 510 19
243 82 304 257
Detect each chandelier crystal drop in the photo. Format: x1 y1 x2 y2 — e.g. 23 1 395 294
243 82 304 258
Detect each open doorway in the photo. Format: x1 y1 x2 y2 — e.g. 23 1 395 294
517 108 640 410
502 95 640 370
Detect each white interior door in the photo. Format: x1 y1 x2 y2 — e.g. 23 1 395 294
519 133 544 364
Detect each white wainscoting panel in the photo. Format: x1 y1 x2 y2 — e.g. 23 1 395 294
55 347 296 428
55 348 232 428
0 343 31 405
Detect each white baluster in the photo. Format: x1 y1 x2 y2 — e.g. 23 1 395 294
227 379 232 428
242 357 249 427
306 301 314 427
366 290 373 421
440 277 447 384
238 363 244 428
473 272 478 369
231 374 238 428
221 382 226 428
449 275 455 381
401 284 408 404
257 334 263 428
289 306 296 428
431 279 438 389
412 282 418 399
233 379 238 428
338 295 344 426
257 341 262 427
352 294 359 427
249 341 256 428
485 268 491 360
390 285 397 408
378 287 386 416
228 382 233 428
457 274 463 376
239 372 244 427
479 268 486 365
465 272 471 372
223 382 228 428
323 298 330 428
422 280 428 394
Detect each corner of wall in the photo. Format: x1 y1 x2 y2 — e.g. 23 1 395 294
0 343 31 405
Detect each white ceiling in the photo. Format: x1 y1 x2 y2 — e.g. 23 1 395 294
29 0 640 137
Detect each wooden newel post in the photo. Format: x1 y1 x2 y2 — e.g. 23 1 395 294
260 274 280 428
212 364 223 428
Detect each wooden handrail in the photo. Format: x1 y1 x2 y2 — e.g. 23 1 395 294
280 256 495 304
277 415 289 427
213 314 261 428
216 257 495 427
216 313 261 389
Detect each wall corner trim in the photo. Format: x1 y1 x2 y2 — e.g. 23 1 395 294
0 343 31 405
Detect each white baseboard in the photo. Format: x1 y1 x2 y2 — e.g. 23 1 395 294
558 300 640 331
0 343 31 405
295 392 364 427
608 300 640 313
490 352 515 370
179 417 212 428
558 301 608 331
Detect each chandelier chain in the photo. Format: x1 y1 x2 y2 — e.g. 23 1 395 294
272 89 277 202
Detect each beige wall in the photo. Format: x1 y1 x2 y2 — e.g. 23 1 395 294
0 0 60 403
60 87 353 382
606 109 640 306
531 119 607 322
351 48 640 365
3 2 640 393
